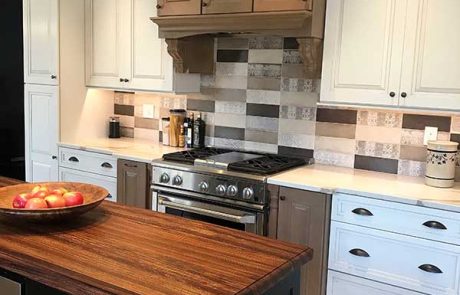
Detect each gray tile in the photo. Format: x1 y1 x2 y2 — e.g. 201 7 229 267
214 113 246 129
398 160 426 177
248 49 284 64
355 141 400 159
217 50 248 63
245 130 278 144
354 155 399 174
134 118 159 130
215 101 246 114
283 50 303 64
246 103 280 118
215 75 248 89
249 36 283 49
314 150 355 168
246 116 279 132
278 146 314 159
317 108 357 124
280 91 318 107
357 110 403 128
246 90 280 105
200 75 216 87
214 126 245 140
187 99 215 112
279 119 315 135
244 141 278 154
402 114 451 132
282 64 306 79
214 137 245 150
248 77 281 91
201 87 247 102
114 104 134 116
278 133 315 150
279 106 316 121
316 122 356 139
400 145 428 162
120 127 134 138
217 37 249 50
281 78 316 92
216 63 248 76
248 64 281 78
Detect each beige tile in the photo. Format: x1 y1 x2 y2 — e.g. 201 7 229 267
400 145 428 162
214 113 246 129
217 38 249 50
280 91 318 107
244 141 278 154
279 119 315 135
245 130 278 144
119 115 135 128
355 125 401 144
452 116 460 133
135 117 159 130
282 64 307 79
248 49 283 64
134 128 157 140
315 136 355 154
315 122 356 139
247 77 281 91
215 76 248 89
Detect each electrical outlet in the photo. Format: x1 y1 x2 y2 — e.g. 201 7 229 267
424 126 438 145
143 104 154 119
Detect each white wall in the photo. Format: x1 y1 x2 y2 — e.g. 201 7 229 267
59 0 114 143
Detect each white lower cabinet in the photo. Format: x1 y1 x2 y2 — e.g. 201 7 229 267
59 167 117 203
327 271 422 295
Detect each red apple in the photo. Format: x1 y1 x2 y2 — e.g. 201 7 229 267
63 192 84 207
45 195 66 208
12 193 32 209
31 185 48 194
50 188 68 197
25 198 49 209
32 190 49 199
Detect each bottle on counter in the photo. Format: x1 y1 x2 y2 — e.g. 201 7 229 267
178 125 186 148
184 112 194 148
193 113 205 148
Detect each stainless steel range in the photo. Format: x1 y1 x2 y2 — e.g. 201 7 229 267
151 148 311 236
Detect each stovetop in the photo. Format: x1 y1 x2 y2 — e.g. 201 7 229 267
161 147 309 176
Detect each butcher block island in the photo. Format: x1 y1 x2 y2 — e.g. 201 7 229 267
0 183 312 294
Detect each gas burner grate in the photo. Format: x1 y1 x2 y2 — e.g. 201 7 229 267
228 155 307 175
163 147 232 164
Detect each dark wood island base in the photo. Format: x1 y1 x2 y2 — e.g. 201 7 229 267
0 179 312 295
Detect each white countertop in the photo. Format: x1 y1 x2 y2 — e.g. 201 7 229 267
268 164 460 213
59 138 186 163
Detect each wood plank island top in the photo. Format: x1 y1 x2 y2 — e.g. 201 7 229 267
0 181 312 295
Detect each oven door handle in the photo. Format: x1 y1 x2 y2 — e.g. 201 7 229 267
159 199 256 224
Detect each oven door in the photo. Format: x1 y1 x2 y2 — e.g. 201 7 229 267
157 193 264 235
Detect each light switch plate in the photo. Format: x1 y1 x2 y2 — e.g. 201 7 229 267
424 126 438 145
143 104 154 119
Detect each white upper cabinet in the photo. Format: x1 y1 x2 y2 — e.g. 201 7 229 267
23 0 59 85
321 0 460 110
85 0 196 92
399 0 460 109
24 85 59 182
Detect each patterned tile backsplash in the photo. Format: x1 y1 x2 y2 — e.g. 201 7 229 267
112 36 460 178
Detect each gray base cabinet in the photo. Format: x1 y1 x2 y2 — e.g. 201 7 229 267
277 187 331 295
117 159 150 209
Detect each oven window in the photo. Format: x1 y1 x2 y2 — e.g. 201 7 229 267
165 207 245 231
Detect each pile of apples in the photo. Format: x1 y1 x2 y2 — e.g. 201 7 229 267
12 185 84 209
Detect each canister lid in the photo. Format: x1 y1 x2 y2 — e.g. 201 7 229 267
427 140 459 152
169 109 186 114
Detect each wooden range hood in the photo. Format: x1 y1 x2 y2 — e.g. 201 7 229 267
151 4 325 77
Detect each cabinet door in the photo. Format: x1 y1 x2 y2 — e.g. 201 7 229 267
85 0 126 89
127 0 173 91
117 159 148 209
254 0 312 12
320 0 407 106
399 0 460 110
277 188 330 295
157 0 201 16
24 85 59 182
59 167 117 202
202 0 253 14
23 0 59 85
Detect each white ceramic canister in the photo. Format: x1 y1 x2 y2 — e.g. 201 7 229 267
425 140 458 188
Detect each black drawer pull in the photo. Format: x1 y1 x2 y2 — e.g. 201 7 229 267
124 163 138 168
349 248 370 257
352 208 373 216
423 221 447 230
101 162 113 169
69 156 79 163
419 264 443 274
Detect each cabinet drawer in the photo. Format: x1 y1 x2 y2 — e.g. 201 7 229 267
59 167 117 202
327 271 423 295
332 193 460 245
329 222 460 295
59 147 117 177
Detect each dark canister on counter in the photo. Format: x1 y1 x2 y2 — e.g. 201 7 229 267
109 116 121 138
193 113 205 148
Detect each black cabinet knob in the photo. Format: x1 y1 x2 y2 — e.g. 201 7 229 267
202 2 208 6
401 92 407 98
280 196 286 201
123 78 129 83
119 78 124 82
52 155 57 160
51 75 57 79
156 4 162 9
389 92 395 97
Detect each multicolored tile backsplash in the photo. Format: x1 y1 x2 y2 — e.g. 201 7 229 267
113 36 460 178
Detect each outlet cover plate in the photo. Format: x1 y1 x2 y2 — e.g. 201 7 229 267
424 126 438 145
143 104 155 119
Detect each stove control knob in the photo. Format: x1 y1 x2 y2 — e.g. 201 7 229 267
216 185 227 196
227 185 238 197
173 175 183 186
242 187 254 200
160 173 170 184
199 181 209 192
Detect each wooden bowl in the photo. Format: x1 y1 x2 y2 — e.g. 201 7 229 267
0 182 109 222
